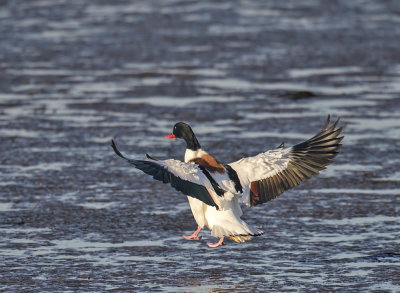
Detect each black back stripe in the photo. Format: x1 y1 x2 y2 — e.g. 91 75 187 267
225 164 243 193
198 165 226 197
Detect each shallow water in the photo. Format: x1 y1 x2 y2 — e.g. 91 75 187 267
1 0 399 292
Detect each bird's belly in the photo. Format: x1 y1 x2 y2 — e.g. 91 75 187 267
204 205 237 230
204 197 254 237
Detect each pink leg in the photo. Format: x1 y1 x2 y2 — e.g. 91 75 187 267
182 226 202 240
208 237 224 248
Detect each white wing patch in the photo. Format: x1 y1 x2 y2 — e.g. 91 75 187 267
230 148 291 184
228 116 343 207
162 159 206 184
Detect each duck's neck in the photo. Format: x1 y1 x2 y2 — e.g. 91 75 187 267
183 131 201 151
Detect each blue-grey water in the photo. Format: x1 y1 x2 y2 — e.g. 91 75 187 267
1 0 399 292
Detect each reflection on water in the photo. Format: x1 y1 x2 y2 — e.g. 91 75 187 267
1 0 400 292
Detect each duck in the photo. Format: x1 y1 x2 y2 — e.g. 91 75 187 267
111 115 343 247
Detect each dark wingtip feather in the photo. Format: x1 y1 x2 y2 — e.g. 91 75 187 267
111 139 127 160
322 114 331 130
328 118 340 132
146 153 158 161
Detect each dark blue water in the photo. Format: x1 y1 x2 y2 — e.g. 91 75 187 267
1 0 399 292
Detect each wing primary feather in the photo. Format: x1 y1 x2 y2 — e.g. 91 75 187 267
288 167 303 184
282 170 296 187
322 114 331 130
273 174 284 196
111 140 128 160
278 173 290 190
146 153 158 161
263 178 271 201
327 118 340 132
269 176 278 199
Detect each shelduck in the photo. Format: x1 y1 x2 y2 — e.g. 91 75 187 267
112 115 343 247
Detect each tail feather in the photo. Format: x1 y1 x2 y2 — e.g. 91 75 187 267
227 235 252 243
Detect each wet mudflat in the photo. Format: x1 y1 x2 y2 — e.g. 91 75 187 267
0 0 399 292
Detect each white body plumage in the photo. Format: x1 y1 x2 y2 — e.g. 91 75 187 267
184 148 260 238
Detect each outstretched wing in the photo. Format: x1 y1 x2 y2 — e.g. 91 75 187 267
111 140 220 209
229 115 343 207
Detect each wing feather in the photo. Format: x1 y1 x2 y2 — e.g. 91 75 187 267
111 140 220 209
229 116 343 206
